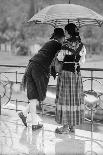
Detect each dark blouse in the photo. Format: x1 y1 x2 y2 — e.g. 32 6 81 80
62 42 83 73
30 40 62 73
62 54 81 73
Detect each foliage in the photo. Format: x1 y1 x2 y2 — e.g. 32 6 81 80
16 42 29 56
0 0 103 55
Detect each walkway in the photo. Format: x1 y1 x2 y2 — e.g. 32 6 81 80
0 109 103 155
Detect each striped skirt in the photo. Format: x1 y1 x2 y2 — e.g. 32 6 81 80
55 70 84 126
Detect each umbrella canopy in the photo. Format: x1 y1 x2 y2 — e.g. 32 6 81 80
28 4 103 27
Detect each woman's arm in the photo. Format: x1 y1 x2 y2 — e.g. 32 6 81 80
79 46 86 65
57 50 66 61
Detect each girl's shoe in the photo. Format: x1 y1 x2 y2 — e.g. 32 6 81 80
18 112 27 127
55 127 63 134
69 126 75 133
32 123 43 131
55 126 69 134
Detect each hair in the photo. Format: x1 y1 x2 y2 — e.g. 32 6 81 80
65 23 81 42
50 28 65 39
65 23 78 37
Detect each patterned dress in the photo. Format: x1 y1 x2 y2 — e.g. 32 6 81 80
55 40 86 126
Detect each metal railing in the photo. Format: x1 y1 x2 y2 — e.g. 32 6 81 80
0 64 103 120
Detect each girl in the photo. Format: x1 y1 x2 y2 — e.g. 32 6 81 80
55 23 86 134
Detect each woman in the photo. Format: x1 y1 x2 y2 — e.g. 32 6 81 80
55 23 86 134
19 28 65 131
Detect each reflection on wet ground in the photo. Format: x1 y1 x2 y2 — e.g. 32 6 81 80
0 112 103 155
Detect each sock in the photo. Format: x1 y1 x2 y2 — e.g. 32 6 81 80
30 99 38 125
23 104 30 117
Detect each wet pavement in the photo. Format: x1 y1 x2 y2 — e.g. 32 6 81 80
0 110 103 155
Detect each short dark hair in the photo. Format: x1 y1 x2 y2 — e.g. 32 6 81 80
50 28 65 39
65 23 78 36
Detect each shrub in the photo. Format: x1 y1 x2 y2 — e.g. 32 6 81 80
16 43 29 56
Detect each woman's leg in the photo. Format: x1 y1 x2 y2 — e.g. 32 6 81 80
20 99 38 125
23 104 30 117
29 99 43 131
29 99 38 125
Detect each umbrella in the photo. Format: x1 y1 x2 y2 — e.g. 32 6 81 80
28 4 103 27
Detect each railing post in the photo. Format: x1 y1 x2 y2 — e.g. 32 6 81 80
0 73 1 115
16 99 18 112
0 95 1 115
91 71 93 91
42 101 44 116
16 71 17 84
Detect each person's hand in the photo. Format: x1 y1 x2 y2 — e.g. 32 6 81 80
57 50 65 61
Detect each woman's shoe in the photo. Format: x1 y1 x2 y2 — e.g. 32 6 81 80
69 126 75 133
55 127 62 134
32 123 43 131
55 126 69 134
18 112 27 127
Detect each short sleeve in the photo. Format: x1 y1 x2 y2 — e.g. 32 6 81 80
79 45 86 56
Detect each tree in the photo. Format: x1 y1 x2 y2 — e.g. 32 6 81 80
0 18 9 34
